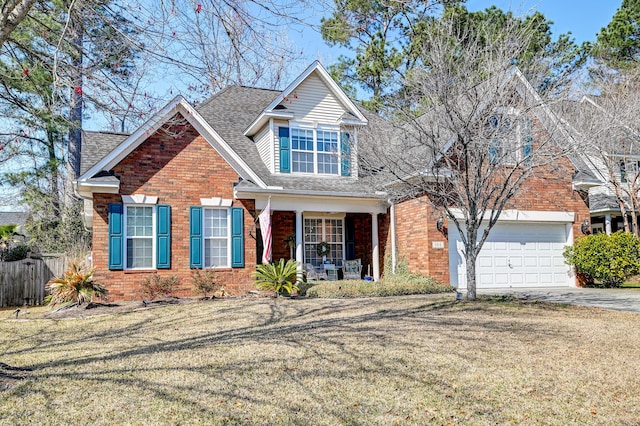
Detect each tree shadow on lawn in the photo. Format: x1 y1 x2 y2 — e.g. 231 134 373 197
0 295 591 423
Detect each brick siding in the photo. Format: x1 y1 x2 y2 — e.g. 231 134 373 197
92 115 256 300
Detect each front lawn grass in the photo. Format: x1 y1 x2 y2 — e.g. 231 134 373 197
1 295 639 425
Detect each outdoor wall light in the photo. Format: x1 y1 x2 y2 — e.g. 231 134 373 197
436 214 445 233
581 218 591 235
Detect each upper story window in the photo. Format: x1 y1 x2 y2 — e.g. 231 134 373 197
487 114 532 164
620 159 640 183
291 127 340 175
279 125 351 176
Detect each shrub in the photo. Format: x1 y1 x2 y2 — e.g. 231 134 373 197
306 276 453 298
253 259 302 296
141 274 180 300
4 244 31 262
45 260 107 307
564 231 640 287
191 269 223 298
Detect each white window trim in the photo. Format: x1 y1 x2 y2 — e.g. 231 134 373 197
289 121 342 176
489 113 525 164
202 207 232 269
123 204 156 270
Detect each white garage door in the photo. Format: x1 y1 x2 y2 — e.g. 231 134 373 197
449 222 572 288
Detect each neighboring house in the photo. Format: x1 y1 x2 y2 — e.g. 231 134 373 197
0 211 28 237
76 62 595 300
555 95 640 235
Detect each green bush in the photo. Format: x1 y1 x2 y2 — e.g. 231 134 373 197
564 231 640 287
191 269 223 298
45 260 108 307
141 274 180 300
306 275 453 298
253 259 302 296
4 244 31 262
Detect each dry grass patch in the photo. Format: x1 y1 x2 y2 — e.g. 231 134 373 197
0 295 639 425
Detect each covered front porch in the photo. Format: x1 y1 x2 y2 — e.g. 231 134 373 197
242 192 388 281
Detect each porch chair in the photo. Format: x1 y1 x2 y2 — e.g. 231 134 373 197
303 263 327 281
343 259 363 280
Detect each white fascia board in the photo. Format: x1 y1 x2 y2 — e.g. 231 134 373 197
75 179 120 198
449 208 575 223
244 111 295 136
265 61 368 123
572 180 602 190
236 189 388 214
185 106 267 187
77 96 267 190
78 95 187 183
339 118 368 126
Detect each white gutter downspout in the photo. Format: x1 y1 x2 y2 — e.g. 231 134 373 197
390 201 397 274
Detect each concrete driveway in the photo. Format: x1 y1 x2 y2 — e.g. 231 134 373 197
478 287 640 314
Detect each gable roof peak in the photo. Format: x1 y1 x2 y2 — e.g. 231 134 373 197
244 61 367 136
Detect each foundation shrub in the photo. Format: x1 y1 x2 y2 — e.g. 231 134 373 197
141 274 180 300
564 231 640 288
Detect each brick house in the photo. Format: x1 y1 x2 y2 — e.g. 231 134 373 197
76 62 596 300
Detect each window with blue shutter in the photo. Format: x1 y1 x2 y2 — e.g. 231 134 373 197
156 204 171 269
521 118 533 163
341 132 351 176
189 206 203 268
231 207 244 267
279 127 290 173
108 203 124 270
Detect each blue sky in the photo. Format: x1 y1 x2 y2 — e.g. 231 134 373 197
307 1 621 65
465 1 619 44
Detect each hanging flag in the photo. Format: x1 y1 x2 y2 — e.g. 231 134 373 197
258 198 272 264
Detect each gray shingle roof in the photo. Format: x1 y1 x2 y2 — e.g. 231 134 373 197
81 87 381 196
0 211 28 227
196 86 380 195
81 130 129 175
589 192 623 213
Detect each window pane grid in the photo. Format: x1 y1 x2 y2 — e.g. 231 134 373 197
304 218 344 266
204 208 229 268
126 206 153 269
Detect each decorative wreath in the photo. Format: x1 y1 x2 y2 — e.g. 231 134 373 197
317 241 331 257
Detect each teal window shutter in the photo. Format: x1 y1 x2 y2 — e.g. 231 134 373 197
190 206 203 268
340 132 351 176
108 203 124 270
488 139 500 163
231 207 244 267
156 204 171 269
279 127 290 173
521 118 533 163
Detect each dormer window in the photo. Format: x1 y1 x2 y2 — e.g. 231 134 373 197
291 127 340 175
279 124 351 176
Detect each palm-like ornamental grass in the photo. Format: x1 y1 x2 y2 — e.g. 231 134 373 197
46 260 108 307
253 259 302 296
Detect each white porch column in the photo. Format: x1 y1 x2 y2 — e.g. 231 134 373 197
295 210 304 270
390 202 397 275
371 212 380 281
605 214 612 235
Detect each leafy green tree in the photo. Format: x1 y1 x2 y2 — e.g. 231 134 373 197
321 0 453 112
594 0 640 68
321 2 586 110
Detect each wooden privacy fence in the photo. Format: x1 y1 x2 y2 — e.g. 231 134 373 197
0 254 67 307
